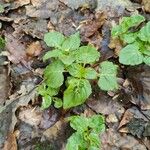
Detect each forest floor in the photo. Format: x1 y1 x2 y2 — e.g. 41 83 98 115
0 0 150 149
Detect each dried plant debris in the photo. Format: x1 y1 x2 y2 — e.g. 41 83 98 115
142 0 150 13
60 0 97 10
25 0 60 19
101 128 147 150
0 88 36 148
127 65 150 109
0 66 10 105
12 19 48 39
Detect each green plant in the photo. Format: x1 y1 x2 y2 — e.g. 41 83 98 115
0 4 4 13
112 14 150 66
38 31 118 109
0 36 5 49
66 115 105 150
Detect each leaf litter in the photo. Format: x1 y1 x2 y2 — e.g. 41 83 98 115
0 0 150 149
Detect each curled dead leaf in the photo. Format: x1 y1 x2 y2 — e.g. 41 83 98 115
3 132 17 150
109 37 123 56
26 41 42 57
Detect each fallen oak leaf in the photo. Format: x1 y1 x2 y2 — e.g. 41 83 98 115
3 132 17 150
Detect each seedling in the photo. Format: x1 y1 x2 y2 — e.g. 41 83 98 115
66 115 105 150
38 31 118 109
112 14 150 66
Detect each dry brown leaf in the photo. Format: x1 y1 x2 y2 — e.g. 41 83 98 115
80 12 106 38
0 88 36 147
39 107 60 129
16 0 30 6
18 107 42 127
5 34 27 64
101 128 147 150
118 110 133 128
26 41 42 57
3 132 17 150
142 0 150 13
106 113 118 123
0 66 10 105
109 37 123 56
119 107 149 129
87 93 123 115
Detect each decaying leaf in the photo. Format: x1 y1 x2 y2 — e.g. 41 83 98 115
12 19 48 39
0 66 10 105
5 34 27 64
3 132 17 150
0 88 36 148
26 0 59 19
96 0 134 17
26 41 43 57
59 0 97 10
87 92 123 115
18 107 42 127
119 107 149 129
127 65 150 109
127 118 146 138
101 128 147 150
39 107 61 129
109 37 123 56
142 0 150 13
42 120 70 149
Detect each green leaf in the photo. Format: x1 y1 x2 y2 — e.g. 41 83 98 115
88 132 100 148
123 14 145 27
142 47 150 56
0 5 4 13
38 84 47 96
112 14 145 37
98 61 118 91
143 56 150 65
66 132 86 150
122 32 137 44
111 25 123 37
0 37 5 49
76 45 100 64
89 115 105 133
63 78 92 109
84 68 97 79
119 44 143 65
43 49 62 61
59 51 76 65
41 95 52 109
68 116 89 132
44 60 64 88
62 32 80 51
38 83 59 96
44 31 65 48
67 63 97 79
66 115 105 150
67 63 85 78
53 97 63 108
138 22 150 43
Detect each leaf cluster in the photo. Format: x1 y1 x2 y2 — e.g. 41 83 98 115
112 14 150 66
0 36 5 49
66 115 105 150
38 31 118 109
